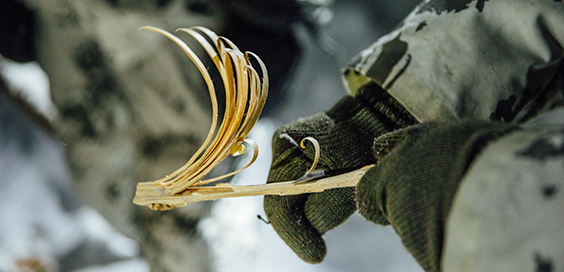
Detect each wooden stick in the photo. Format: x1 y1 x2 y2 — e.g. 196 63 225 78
133 26 370 211
133 165 374 210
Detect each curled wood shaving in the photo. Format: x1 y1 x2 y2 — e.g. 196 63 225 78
133 26 368 210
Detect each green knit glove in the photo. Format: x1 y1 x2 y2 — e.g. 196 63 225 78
264 82 417 263
357 120 519 272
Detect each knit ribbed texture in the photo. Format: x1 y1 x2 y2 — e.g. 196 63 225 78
357 120 518 272
264 82 417 263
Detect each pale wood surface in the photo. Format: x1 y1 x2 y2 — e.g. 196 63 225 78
133 165 375 210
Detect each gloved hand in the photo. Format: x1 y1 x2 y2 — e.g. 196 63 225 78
357 120 519 272
264 82 417 263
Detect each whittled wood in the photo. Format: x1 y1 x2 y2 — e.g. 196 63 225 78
133 164 375 210
132 26 367 211
133 26 270 210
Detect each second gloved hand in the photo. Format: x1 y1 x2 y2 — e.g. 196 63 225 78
357 120 519 272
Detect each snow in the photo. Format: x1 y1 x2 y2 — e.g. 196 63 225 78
0 59 145 272
0 57 56 119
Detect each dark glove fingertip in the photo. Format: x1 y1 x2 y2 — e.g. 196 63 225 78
264 195 327 263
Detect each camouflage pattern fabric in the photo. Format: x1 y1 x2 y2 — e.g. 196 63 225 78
343 0 564 271
342 1 564 270
341 1 564 269
343 0 564 124
443 112 564 271
20 0 223 271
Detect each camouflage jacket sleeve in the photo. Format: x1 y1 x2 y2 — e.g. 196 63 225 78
343 0 564 124
442 110 564 271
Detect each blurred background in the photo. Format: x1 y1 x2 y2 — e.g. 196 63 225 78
0 0 423 271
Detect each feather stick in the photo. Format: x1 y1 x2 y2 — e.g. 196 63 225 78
133 26 370 210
